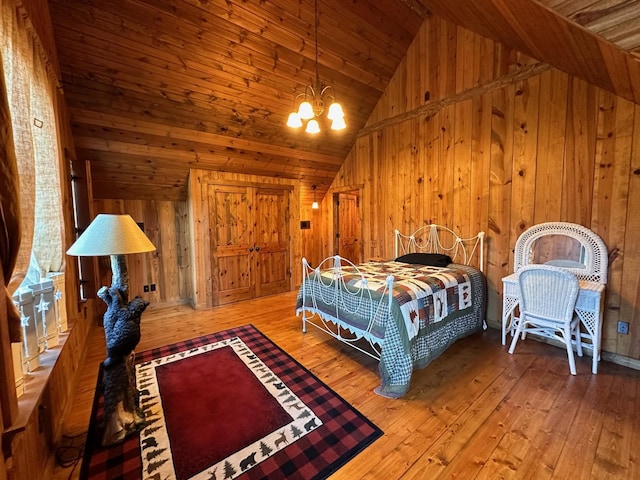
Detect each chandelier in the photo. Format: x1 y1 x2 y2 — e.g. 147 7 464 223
286 0 345 133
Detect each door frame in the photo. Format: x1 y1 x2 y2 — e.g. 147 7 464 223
330 184 364 262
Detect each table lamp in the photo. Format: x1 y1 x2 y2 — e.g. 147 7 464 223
67 214 156 445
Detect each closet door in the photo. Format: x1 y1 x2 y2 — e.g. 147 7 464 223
209 183 291 305
209 185 254 305
254 187 290 297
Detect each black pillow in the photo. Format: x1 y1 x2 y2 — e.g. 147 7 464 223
395 253 452 267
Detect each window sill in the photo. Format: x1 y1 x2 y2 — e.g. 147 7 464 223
2 329 70 443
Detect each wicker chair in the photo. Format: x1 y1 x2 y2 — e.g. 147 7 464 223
508 264 583 375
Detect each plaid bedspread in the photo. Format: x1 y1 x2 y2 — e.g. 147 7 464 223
296 261 486 398
319 262 472 341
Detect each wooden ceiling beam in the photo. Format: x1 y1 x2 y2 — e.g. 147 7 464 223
82 150 337 181
91 179 186 201
69 109 345 164
77 140 342 180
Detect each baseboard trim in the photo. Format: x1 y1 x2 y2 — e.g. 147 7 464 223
511 332 640 371
601 351 640 371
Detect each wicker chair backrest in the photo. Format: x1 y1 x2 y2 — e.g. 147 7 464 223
517 265 580 324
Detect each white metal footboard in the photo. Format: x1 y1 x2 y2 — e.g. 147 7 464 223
296 255 394 361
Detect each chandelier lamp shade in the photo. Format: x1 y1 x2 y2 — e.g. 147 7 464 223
286 0 346 133
312 184 319 209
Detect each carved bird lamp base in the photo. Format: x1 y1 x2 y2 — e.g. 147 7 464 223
98 254 148 446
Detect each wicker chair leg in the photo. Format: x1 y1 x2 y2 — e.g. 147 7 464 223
564 325 577 375
575 324 583 358
508 321 524 355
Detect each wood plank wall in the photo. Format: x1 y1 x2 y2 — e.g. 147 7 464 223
300 207 324 268
91 199 193 306
322 16 640 361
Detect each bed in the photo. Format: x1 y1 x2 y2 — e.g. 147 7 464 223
295 225 486 398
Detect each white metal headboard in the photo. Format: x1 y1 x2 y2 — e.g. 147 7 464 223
394 224 485 272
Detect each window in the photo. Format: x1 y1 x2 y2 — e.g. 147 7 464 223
1 0 64 292
1 0 66 401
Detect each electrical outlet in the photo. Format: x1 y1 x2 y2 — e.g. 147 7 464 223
617 321 629 335
150 283 156 292
143 285 149 293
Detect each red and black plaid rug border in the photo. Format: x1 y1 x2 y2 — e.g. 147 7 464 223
80 324 383 479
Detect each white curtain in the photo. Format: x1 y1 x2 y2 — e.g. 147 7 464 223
31 48 64 275
0 0 64 290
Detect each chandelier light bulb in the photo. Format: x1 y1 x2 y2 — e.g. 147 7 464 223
330 116 346 131
286 112 303 128
305 119 320 134
297 101 314 120
327 102 344 121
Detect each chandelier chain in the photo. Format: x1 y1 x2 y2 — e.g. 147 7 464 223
315 0 319 87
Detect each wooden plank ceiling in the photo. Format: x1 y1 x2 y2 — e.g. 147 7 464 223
48 0 640 204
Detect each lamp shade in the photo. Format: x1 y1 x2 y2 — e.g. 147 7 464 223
297 101 314 120
331 116 346 130
305 119 320 134
286 112 303 128
66 214 156 256
327 102 344 120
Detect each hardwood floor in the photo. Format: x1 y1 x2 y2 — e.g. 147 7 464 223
51 291 640 479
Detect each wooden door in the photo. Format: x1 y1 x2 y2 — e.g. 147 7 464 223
209 184 291 305
254 188 290 297
335 191 361 263
209 185 254 305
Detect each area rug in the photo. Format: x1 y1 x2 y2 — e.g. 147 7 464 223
80 324 382 479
